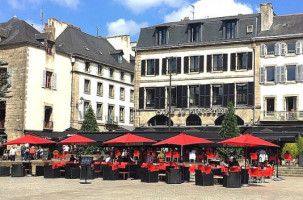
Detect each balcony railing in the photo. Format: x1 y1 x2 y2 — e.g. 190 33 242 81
105 115 118 125
44 121 53 130
260 111 303 121
0 120 4 129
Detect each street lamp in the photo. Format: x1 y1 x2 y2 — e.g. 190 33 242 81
168 57 173 132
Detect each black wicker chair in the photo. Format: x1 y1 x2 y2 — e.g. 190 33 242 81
166 168 182 184
195 170 214 186
102 165 119 180
44 165 60 178
65 165 80 179
141 168 159 183
11 164 25 177
0 166 10 176
223 172 242 188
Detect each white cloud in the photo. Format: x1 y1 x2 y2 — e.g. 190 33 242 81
115 0 188 14
107 18 148 37
26 20 43 32
164 0 253 22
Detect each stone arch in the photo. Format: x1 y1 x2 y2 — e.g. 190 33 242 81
214 114 244 126
147 115 173 126
186 114 202 126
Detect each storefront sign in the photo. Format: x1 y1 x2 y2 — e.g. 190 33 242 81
155 107 227 115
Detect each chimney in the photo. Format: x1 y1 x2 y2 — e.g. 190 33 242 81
260 3 274 31
182 17 190 21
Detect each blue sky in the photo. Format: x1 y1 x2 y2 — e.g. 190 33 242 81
0 0 302 41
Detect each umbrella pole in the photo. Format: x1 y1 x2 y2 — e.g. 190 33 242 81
181 145 183 162
273 148 284 181
242 146 248 187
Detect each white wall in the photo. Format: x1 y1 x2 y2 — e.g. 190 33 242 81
107 35 133 63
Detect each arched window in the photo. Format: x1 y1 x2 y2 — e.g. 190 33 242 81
147 115 173 126
214 114 244 126
186 114 202 126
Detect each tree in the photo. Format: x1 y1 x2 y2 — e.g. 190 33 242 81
0 68 11 100
217 101 242 159
80 105 99 132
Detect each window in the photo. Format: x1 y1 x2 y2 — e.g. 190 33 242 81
83 101 90 115
287 43 296 54
189 85 200 107
120 87 125 100
45 71 53 89
213 55 223 71
157 27 168 45
130 108 134 123
119 106 125 122
225 21 236 39
131 74 134 83
96 103 102 120
189 23 201 42
46 42 53 55
168 58 177 73
212 85 223 106
246 25 253 33
84 79 91 93
266 98 275 115
287 65 296 81
108 105 114 121
266 67 275 82
130 90 134 102
267 44 275 55
97 65 102 75
85 62 90 72
237 53 247 70
97 82 103 96
109 85 114 98
236 84 247 105
286 96 297 112
110 68 114 78
167 87 176 106
147 59 155 75
190 56 199 72
146 88 155 108
44 106 53 129
118 54 123 64
120 71 124 80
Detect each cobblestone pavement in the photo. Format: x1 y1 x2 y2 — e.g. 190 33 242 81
0 176 302 200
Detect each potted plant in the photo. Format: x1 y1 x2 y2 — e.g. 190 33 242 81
297 134 303 167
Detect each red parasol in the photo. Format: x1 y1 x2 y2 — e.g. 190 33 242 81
2 134 55 145
103 133 156 145
58 134 95 144
218 134 279 147
153 133 213 146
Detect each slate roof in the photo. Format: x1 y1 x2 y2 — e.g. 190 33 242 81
56 27 134 72
0 17 42 47
137 14 260 49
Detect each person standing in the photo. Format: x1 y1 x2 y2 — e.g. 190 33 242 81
20 144 26 161
9 146 18 161
189 149 197 163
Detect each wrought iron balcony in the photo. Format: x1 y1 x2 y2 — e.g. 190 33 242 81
260 111 303 121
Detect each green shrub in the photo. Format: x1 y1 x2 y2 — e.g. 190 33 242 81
297 134 303 156
75 145 100 155
282 143 298 158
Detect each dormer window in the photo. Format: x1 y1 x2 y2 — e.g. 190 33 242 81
46 41 54 55
188 23 201 42
118 54 123 64
85 62 90 72
157 27 168 45
224 20 237 39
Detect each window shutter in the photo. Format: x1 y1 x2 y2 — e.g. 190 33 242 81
280 66 285 83
207 55 212 72
274 43 280 56
223 84 229 107
199 56 204 73
159 87 165 109
53 73 57 90
260 43 266 57
230 53 236 71
199 85 205 107
139 87 144 109
162 58 166 75
275 66 280 84
141 60 146 76
177 57 181 74
205 84 210 108
223 54 228 71
259 67 264 84
155 87 160 109
184 57 189 74
42 70 46 88
247 82 254 106
182 85 188 108
155 59 159 75
247 52 253 70
7 68 12 85
296 41 302 55
176 86 183 108
281 43 286 56
298 65 303 82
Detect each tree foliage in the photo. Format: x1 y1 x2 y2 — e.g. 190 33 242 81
80 105 99 132
0 69 11 100
282 143 298 158
217 101 242 159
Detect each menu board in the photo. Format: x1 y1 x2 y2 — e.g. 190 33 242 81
42 148 49 161
80 157 93 165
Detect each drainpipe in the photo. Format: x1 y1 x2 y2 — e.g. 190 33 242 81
252 39 256 126
70 55 76 128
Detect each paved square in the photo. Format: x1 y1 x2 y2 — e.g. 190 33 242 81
0 176 302 200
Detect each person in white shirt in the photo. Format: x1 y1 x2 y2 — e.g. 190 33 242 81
9 146 18 161
189 149 197 163
63 145 70 153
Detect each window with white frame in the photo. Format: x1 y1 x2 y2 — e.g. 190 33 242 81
237 53 247 70
97 82 103 96
287 65 296 81
266 67 275 82
189 85 199 107
157 27 168 45
167 57 177 73
130 90 134 102
266 44 275 55
109 85 114 98
84 79 91 93
45 71 53 89
147 59 155 75
190 56 199 72
146 88 155 108
119 106 125 122
97 65 102 75
120 87 125 100
225 21 236 39
83 101 90 116
96 103 103 120
236 84 247 105
213 55 223 71
120 71 124 80
188 23 201 42
212 85 223 106
85 62 90 72
110 68 114 78
287 43 296 54
130 108 134 123
118 54 123 64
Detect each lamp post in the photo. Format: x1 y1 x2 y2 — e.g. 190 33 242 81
168 57 172 132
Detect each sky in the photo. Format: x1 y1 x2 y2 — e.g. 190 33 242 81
0 0 302 41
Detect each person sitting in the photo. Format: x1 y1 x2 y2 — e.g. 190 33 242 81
29 146 36 160
283 151 293 165
229 158 239 167
146 152 154 164
220 158 229 167
70 155 76 162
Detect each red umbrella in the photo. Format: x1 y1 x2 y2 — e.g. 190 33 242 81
218 134 278 147
2 134 55 145
153 133 213 146
103 133 156 145
58 134 95 144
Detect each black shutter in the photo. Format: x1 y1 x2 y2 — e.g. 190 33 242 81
247 82 254 106
159 87 165 109
182 85 188 108
155 59 159 75
231 53 236 71
199 56 204 73
205 85 210 108
141 60 146 76
162 58 166 75
223 54 228 71
199 85 206 107
207 55 212 72
247 52 252 70
223 84 229 107
184 57 189 74
155 87 160 109
177 57 181 74
228 83 234 105
176 86 183 108
139 87 144 109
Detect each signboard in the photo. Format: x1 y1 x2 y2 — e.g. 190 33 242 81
80 157 93 166
155 107 227 115
42 148 49 161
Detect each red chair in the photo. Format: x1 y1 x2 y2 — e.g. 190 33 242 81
53 152 59 159
229 166 241 172
250 153 258 160
283 153 294 165
189 164 197 173
249 167 262 183
206 152 213 160
197 154 204 162
133 150 140 161
204 166 212 174
197 165 205 173
141 163 149 168
172 152 180 162
148 165 159 172
165 151 172 162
